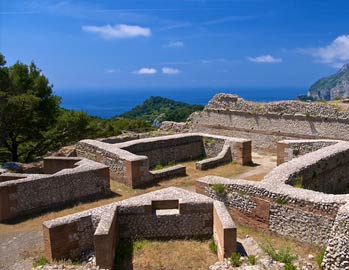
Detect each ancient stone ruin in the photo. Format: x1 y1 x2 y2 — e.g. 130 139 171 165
190 93 349 151
76 133 252 187
5 93 349 270
42 187 236 269
197 139 349 270
0 157 110 222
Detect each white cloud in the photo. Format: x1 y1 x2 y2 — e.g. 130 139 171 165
134 68 157 75
82 24 151 39
104 68 120 73
306 35 349 67
164 41 185 48
162 67 181 74
203 15 257 25
248 55 282 63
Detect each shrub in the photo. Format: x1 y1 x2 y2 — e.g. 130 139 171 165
247 255 257 265
33 257 50 268
316 248 326 267
212 184 226 195
230 252 241 267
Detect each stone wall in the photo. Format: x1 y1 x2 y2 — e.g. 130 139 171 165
197 140 349 269
43 187 236 269
197 177 339 246
191 94 349 152
322 204 349 270
118 134 205 168
277 139 338 165
0 157 110 222
94 206 119 269
76 133 252 188
213 201 237 261
43 213 96 261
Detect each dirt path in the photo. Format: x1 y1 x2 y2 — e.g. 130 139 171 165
0 231 43 270
236 152 277 181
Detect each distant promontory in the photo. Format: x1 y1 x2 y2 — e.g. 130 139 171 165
307 64 349 100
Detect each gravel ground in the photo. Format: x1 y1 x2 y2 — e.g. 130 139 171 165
0 230 43 270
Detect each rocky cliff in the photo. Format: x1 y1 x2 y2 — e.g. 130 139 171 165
308 64 349 100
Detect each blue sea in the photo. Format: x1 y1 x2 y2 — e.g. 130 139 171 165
55 87 305 119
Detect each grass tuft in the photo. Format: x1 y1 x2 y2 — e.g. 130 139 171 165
292 176 304 188
133 239 149 251
275 197 288 205
247 255 257 265
212 183 226 195
262 242 297 264
316 248 326 267
230 252 241 267
33 256 50 268
153 163 164 170
208 237 217 254
283 263 297 270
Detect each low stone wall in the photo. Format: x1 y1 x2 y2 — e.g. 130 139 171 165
43 187 236 269
322 204 349 270
150 165 186 181
213 201 237 261
197 140 349 270
0 157 110 222
118 134 205 168
277 139 338 165
43 157 81 174
94 206 119 269
196 142 232 170
76 133 251 188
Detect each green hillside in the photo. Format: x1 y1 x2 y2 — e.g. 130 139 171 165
308 64 349 100
119 96 204 123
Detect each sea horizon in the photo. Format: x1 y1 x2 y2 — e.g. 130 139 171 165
56 87 307 119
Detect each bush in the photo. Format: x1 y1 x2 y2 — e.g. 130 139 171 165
212 184 226 195
33 257 50 268
247 255 257 265
230 252 241 267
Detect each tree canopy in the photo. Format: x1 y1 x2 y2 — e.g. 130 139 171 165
0 54 60 161
0 53 153 162
119 96 204 123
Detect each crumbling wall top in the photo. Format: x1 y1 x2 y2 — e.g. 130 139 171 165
205 93 349 120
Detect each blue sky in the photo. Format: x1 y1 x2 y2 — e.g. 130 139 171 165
1 0 349 91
